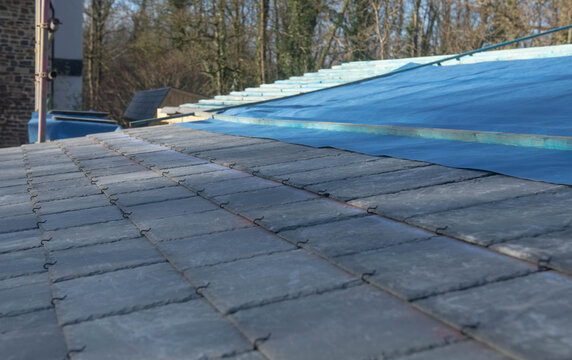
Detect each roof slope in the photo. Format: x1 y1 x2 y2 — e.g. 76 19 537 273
2 124 572 359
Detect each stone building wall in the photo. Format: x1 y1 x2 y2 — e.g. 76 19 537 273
0 1 36 147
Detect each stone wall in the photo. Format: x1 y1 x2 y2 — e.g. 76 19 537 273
0 1 35 147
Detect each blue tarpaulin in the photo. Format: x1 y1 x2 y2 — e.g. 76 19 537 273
179 56 572 185
28 112 121 143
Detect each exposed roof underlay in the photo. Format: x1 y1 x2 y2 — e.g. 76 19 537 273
1 124 571 359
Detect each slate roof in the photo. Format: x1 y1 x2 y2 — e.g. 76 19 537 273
2 123 572 360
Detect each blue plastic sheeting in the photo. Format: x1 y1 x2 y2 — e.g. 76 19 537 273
28 113 121 143
222 56 572 136
178 55 572 185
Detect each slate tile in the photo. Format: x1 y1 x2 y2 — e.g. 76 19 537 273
185 249 358 314
0 309 68 360
350 175 562 220
214 185 318 212
200 175 281 198
41 206 124 231
64 300 252 360
193 142 303 164
0 192 33 206
178 169 251 189
0 214 38 234
142 209 253 243
159 227 295 270
32 185 103 203
37 194 111 215
176 136 271 154
0 202 33 218
417 272 572 360
0 184 29 195
29 171 87 184
50 238 164 282
45 219 142 251
336 237 535 300
164 162 228 178
491 228 572 275
103 177 178 195
0 229 42 253
407 188 572 246
306 165 487 201
76 156 136 171
93 170 162 186
232 285 462 360
224 351 267 360
53 262 195 325
0 177 28 188
283 157 426 188
280 215 433 257
129 149 207 169
128 197 218 224
250 152 376 177
393 341 510 360
85 163 143 178
0 273 52 316
27 163 79 177
113 186 195 207
0 247 46 280
228 148 336 172
243 198 365 232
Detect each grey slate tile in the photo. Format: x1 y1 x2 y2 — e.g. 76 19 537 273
417 272 572 360
27 163 79 177
37 194 111 215
243 198 365 232
282 157 426 187
0 202 33 218
50 238 164 282
0 214 38 234
45 219 142 251
64 300 252 360
142 209 253 243
214 184 318 212
31 178 93 192
393 341 510 360
53 262 196 325
250 151 376 177
159 227 295 270
112 185 195 207
280 215 433 257
176 136 271 154
225 351 267 360
28 171 87 184
193 142 306 164
0 177 28 188
491 228 572 275
0 247 46 280
227 148 336 171
103 176 178 195
178 168 251 189
0 273 52 316
40 205 124 231
0 309 68 360
85 163 143 178
336 237 535 300
232 285 462 360
32 185 103 203
306 165 487 201
0 192 33 206
407 188 572 246
0 184 29 195
200 175 281 198
163 162 228 178
93 170 161 186
0 229 42 253
128 149 207 169
185 249 358 314
76 156 136 171
128 196 218 224
350 175 562 220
